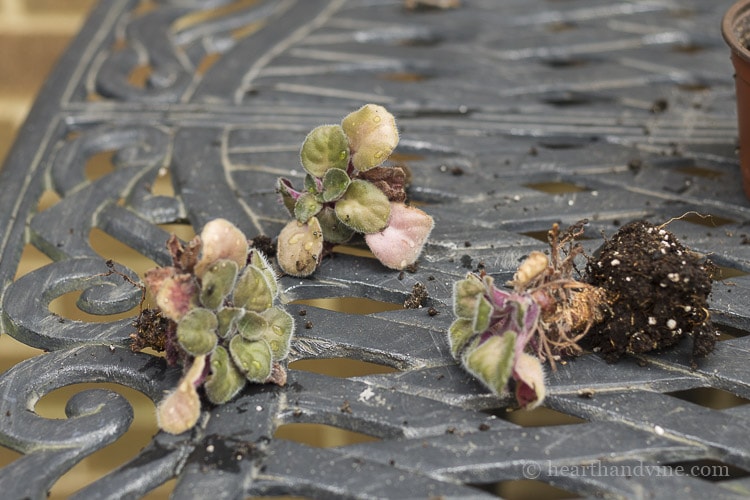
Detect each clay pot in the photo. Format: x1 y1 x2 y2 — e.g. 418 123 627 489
723 0 750 199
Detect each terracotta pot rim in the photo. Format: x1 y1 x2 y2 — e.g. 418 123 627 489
723 0 750 63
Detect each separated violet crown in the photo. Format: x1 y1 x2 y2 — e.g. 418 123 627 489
276 104 434 277
139 219 294 434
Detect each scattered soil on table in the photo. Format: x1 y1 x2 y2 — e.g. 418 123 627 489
130 308 169 352
404 282 428 309
583 220 716 365
250 234 276 259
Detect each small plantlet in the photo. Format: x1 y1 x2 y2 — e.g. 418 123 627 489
449 218 718 408
449 221 605 409
133 219 294 434
276 104 434 277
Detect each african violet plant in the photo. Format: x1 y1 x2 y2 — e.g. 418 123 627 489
450 272 548 409
449 218 717 409
276 104 434 276
449 221 607 409
136 219 294 434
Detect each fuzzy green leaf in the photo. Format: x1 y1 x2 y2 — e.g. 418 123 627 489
200 259 238 310
317 206 355 244
300 124 350 177
204 346 246 404
229 336 272 383
453 274 487 319
294 192 323 224
216 307 243 338
473 295 493 334
462 332 517 396
277 178 298 215
233 264 274 312
236 310 268 341
249 249 278 299
335 180 391 234
176 308 218 356
261 306 295 360
448 318 475 359
304 174 318 193
321 167 351 202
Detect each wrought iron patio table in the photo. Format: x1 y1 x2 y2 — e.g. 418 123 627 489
1 0 750 498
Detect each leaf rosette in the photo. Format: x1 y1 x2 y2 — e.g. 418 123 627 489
141 219 295 434
277 104 433 276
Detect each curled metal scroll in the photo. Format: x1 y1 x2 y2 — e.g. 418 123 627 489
1 0 750 498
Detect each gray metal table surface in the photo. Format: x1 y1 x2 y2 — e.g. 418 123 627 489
2 0 750 498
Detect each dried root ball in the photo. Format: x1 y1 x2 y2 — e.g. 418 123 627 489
584 220 716 362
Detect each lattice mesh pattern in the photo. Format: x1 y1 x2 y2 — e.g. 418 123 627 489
1 1 750 498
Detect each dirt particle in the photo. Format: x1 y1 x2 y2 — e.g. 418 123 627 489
339 400 352 414
650 98 668 113
428 307 439 316
404 282 428 309
250 235 276 258
577 388 595 398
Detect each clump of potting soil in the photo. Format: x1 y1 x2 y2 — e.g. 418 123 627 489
584 220 716 364
404 282 428 309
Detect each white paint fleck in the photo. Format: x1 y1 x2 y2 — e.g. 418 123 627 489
358 387 375 402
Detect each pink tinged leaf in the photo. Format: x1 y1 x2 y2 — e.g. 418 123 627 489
490 283 511 309
154 273 198 322
516 298 541 350
276 218 324 277
194 218 249 277
156 355 206 434
512 352 546 409
340 104 399 172
144 266 180 299
364 202 434 270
